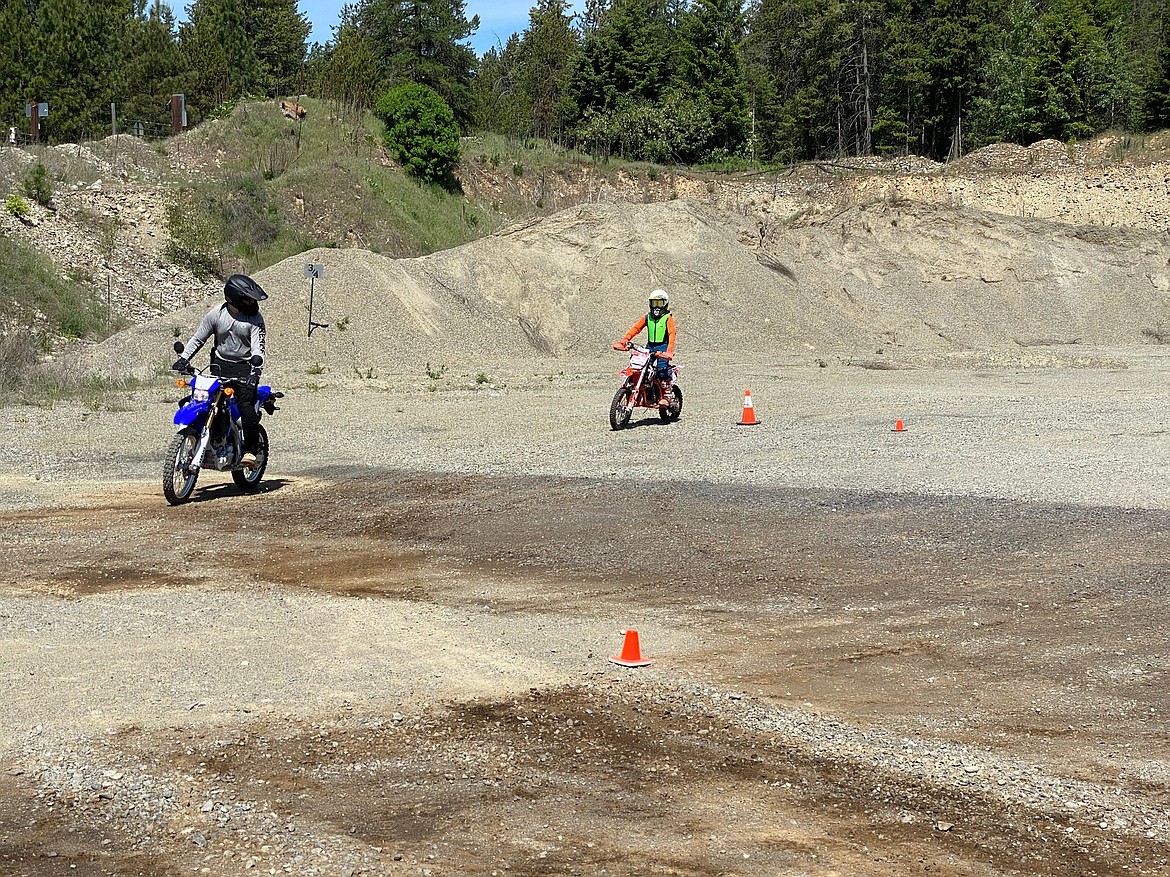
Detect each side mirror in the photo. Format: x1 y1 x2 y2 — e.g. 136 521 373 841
249 354 263 368
173 340 184 354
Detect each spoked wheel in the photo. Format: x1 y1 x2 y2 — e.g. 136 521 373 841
659 384 683 422
232 424 269 492
609 386 634 430
162 432 200 505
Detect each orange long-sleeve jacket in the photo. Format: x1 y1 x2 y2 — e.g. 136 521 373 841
620 312 676 358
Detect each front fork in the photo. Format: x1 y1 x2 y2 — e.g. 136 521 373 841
626 370 646 414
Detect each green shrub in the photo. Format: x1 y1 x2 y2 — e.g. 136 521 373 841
373 84 460 183
22 163 52 206
165 188 222 279
219 173 282 260
574 94 716 164
5 194 29 218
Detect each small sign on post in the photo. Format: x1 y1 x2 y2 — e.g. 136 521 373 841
26 102 46 142
305 263 328 337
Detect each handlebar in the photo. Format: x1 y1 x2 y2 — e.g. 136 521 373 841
616 343 671 360
173 364 260 385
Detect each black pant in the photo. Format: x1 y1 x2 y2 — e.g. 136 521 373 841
212 354 260 454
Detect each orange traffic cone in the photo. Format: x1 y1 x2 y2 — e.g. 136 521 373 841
737 389 760 426
609 629 652 668
892 418 906 432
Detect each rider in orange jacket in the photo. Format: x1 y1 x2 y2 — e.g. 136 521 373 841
614 290 676 401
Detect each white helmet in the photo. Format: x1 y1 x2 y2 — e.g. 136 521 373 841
649 289 669 316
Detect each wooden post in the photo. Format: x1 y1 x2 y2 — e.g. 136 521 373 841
171 94 185 135
29 104 38 143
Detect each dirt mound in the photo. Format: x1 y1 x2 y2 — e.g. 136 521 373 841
82 195 1170 381
759 199 1170 359
0 134 172 192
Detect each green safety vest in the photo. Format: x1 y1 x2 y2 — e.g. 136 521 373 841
647 313 669 345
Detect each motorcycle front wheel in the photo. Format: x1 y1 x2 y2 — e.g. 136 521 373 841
659 384 683 422
609 386 633 430
232 424 269 492
162 432 200 505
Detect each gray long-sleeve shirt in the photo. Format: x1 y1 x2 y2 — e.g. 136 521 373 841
181 303 266 369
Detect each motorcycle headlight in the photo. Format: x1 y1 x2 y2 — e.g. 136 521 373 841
192 389 210 403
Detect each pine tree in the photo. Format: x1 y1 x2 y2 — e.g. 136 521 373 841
516 0 580 141
317 12 381 118
357 0 480 128
178 0 260 118
0 0 34 134
569 0 678 115
871 0 931 155
919 0 998 160
742 0 849 161
834 0 887 156
1117 0 1170 129
1147 43 1170 128
119 0 183 131
28 0 131 142
246 0 311 97
470 36 528 136
1033 0 1110 140
673 0 749 157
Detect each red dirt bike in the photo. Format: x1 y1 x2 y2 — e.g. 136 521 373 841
609 342 682 430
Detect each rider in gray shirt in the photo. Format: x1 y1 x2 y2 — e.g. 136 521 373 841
173 274 269 467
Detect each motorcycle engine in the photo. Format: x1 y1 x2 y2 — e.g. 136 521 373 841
210 434 232 469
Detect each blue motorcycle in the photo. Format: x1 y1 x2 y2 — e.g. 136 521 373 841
163 343 283 505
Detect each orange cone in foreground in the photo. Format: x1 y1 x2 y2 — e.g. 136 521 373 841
737 389 760 426
609 629 652 668
892 418 906 432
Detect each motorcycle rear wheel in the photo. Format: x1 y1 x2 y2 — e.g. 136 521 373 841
659 384 683 422
163 432 199 505
232 424 269 492
609 386 633 430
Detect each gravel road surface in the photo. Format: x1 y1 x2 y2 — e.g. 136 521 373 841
2 353 1169 877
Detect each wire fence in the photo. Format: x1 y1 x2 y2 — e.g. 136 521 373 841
4 119 173 149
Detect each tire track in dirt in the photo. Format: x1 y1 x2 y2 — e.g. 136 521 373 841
3 472 1170 875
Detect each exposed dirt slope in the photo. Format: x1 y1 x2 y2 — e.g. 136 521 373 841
6 125 1170 376
83 196 1170 382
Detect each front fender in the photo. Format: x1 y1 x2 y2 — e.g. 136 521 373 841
174 400 209 429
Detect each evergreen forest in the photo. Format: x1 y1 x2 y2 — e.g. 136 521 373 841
2 0 1169 165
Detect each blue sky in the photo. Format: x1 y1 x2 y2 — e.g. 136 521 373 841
298 0 530 56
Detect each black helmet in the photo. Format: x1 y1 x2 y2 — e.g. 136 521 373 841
224 274 267 315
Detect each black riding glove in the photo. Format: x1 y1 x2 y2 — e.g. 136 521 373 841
172 357 191 373
246 371 260 388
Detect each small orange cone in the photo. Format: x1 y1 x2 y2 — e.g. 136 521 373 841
892 418 906 432
737 389 760 426
609 629 652 668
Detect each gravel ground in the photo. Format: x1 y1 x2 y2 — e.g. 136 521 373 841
3 353 1170 876
4 350 1170 509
